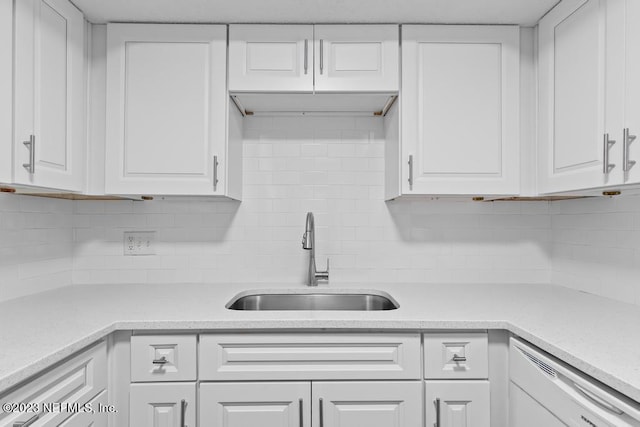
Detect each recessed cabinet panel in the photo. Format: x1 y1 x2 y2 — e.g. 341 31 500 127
129 383 196 427
105 24 227 195
58 390 108 427
313 381 422 427
538 0 608 193
424 332 489 379
130 334 197 382
200 382 311 427
229 25 314 92
0 0 11 183
13 0 85 191
401 25 519 195
314 25 399 92
425 380 491 427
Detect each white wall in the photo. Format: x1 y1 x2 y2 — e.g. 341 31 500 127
71 116 552 286
0 194 73 302
551 195 640 306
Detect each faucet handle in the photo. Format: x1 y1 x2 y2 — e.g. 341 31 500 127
316 258 330 282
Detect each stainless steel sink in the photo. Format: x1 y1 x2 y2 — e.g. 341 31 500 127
226 291 399 311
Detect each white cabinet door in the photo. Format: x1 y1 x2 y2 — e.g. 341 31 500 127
624 0 640 184
0 0 11 183
314 25 399 92
313 381 422 427
538 0 610 194
229 25 314 92
106 24 229 195
200 382 311 427
13 0 85 191
58 390 108 427
130 383 196 427
425 381 490 427
401 25 520 195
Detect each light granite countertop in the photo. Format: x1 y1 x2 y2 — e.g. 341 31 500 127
1 283 639 402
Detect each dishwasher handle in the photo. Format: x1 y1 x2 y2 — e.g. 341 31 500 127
573 382 624 415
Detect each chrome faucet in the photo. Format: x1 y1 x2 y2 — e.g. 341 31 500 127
301 212 329 286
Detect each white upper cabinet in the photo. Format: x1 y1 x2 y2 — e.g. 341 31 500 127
229 25 314 92
537 0 609 194
400 25 520 196
314 25 399 92
105 24 241 197
229 24 399 93
13 0 85 192
0 0 11 184
622 0 640 185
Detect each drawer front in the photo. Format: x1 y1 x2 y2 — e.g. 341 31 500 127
200 333 421 381
0 341 107 427
424 332 488 379
131 334 197 382
58 390 108 427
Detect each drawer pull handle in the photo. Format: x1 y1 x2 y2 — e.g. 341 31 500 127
152 356 168 365
14 414 39 427
319 398 324 427
603 133 616 174
299 398 303 427
452 354 467 362
434 398 441 427
23 135 35 174
624 128 637 172
180 399 187 427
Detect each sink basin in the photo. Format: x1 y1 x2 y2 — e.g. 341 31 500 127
226 290 399 311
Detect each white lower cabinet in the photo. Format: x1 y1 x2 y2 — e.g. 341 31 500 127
199 381 421 427
129 383 196 427
313 381 422 427
200 382 310 427
425 381 491 427
58 390 108 427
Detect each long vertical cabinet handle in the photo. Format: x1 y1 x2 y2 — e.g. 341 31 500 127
319 39 324 75
319 398 324 427
180 399 187 427
213 155 219 191
304 39 308 75
434 398 441 427
408 155 414 190
23 135 35 174
623 128 637 172
299 398 304 427
603 134 616 174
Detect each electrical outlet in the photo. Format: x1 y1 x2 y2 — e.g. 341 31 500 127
124 231 156 256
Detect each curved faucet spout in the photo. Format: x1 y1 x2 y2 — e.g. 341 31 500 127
301 212 329 286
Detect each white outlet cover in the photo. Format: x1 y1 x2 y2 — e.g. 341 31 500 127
124 231 156 256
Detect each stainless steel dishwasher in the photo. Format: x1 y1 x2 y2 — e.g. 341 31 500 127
509 337 640 426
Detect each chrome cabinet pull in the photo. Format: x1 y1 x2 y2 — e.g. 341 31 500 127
299 398 303 427
319 39 324 75
152 356 167 365
23 135 35 174
452 354 467 362
603 133 616 174
434 398 441 427
13 414 39 427
304 39 308 75
623 128 637 172
319 398 324 427
213 155 219 191
408 155 414 190
180 399 187 427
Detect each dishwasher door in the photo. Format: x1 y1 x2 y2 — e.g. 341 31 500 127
509 337 640 427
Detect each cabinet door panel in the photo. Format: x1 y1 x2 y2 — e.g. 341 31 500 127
538 0 609 193
425 380 490 427
14 0 84 191
625 0 640 184
200 382 310 427
229 25 314 92
0 0 11 182
129 383 196 427
58 390 108 427
314 25 399 92
106 24 226 195
313 381 422 427
402 25 519 195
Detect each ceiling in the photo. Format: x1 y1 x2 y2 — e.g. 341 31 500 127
71 0 560 26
